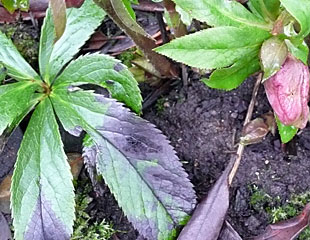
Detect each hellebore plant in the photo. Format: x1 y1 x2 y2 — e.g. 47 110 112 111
0 0 196 239
156 0 310 143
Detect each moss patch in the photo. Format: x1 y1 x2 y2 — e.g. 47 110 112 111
0 23 39 67
72 180 116 240
249 185 310 239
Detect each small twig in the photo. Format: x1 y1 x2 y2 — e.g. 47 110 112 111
156 12 169 44
228 73 262 185
181 64 188 87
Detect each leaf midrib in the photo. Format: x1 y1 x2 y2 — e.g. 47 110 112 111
163 43 263 51
192 1 273 30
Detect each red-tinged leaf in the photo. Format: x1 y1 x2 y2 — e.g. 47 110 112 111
177 162 233 240
218 221 242 240
254 203 310 240
0 0 86 23
50 0 67 41
67 153 83 179
0 7 17 22
66 0 84 8
0 211 12 240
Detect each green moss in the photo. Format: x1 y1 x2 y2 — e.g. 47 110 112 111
0 24 39 67
249 186 310 240
268 192 310 239
117 49 136 68
249 184 272 211
72 180 116 240
155 98 166 114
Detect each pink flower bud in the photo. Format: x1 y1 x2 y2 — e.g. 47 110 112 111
264 55 310 129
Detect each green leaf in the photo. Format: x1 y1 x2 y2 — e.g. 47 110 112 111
50 0 67 41
285 39 309 65
122 0 136 20
11 98 75 240
202 52 260 90
248 0 280 21
260 37 288 81
0 81 41 136
0 31 40 81
51 88 196 240
155 26 270 69
175 5 192 26
39 9 55 78
280 0 310 38
41 0 106 84
276 115 298 143
172 0 272 30
0 0 29 13
53 53 142 113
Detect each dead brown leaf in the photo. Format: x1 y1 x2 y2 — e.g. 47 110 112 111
177 162 234 240
50 0 67 41
253 204 310 240
0 175 11 214
0 211 12 240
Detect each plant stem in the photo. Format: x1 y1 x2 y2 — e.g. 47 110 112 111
228 73 262 185
94 0 178 79
163 0 187 38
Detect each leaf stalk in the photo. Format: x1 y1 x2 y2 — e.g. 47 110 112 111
228 73 262 185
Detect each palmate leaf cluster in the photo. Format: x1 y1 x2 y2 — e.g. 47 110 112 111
0 0 196 239
156 0 310 142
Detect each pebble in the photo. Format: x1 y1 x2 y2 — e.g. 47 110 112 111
231 112 238 119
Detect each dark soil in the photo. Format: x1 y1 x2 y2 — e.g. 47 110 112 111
0 128 23 183
143 76 310 238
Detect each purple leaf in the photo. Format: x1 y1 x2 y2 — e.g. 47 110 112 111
218 221 242 240
177 162 233 240
0 212 12 240
254 203 310 240
52 88 196 240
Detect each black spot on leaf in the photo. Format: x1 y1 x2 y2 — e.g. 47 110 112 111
106 80 115 85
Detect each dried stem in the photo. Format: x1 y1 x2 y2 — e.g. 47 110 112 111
163 0 187 38
94 0 178 79
228 73 262 185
